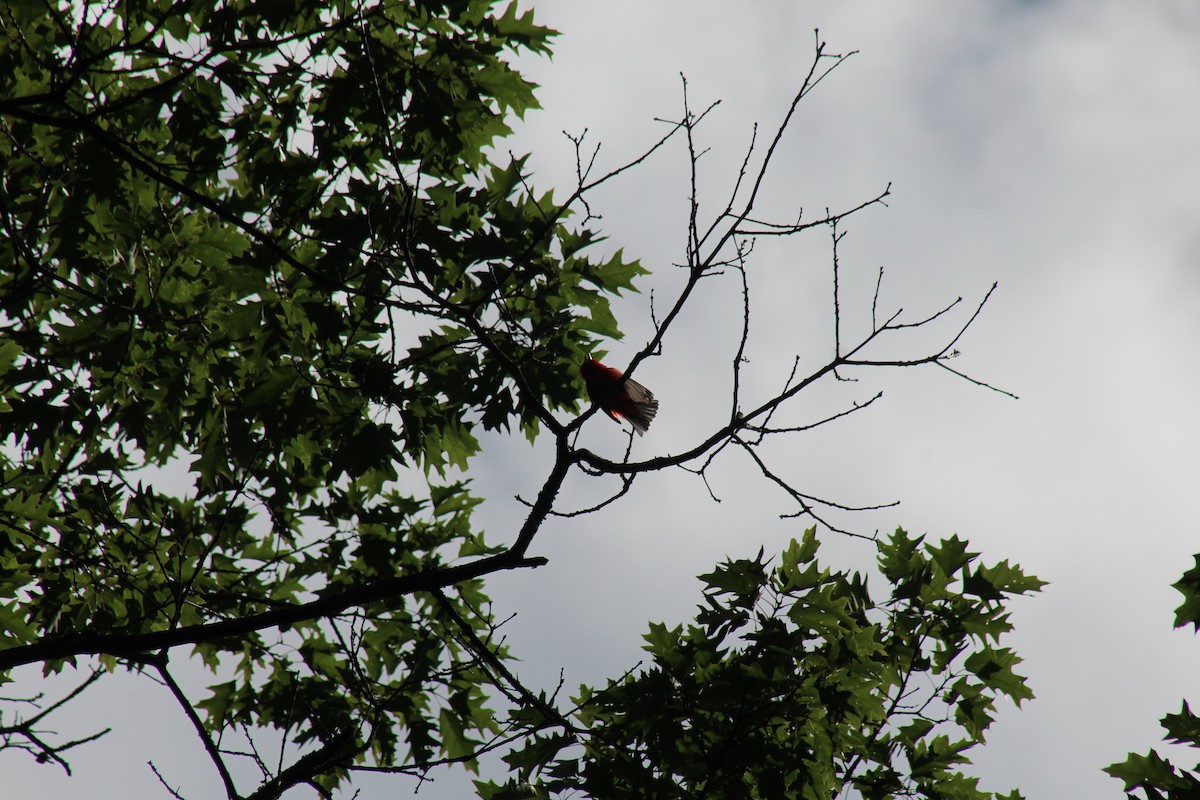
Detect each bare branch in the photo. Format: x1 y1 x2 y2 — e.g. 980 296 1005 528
732 186 891 237
156 661 239 800
832 217 844 356
940 281 999 355
734 32 858 235
936 361 1019 400
149 760 190 800
730 240 753 422
735 440 887 540
541 472 636 518
0 669 111 775
432 590 580 735
747 391 885 435
872 266 885 331
879 295 963 332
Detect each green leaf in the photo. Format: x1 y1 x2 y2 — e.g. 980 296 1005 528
642 621 683 657
1105 750 1196 792
1174 555 1200 630
964 647 1034 703
1162 701 1200 748
927 535 975 577
440 708 474 763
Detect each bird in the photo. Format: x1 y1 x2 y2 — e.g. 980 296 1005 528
580 358 659 436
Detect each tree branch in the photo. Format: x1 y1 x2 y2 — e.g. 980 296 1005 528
0 553 546 672
156 661 240 800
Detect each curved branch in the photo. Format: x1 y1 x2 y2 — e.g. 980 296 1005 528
157 661 240 800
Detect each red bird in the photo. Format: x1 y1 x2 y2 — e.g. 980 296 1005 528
580 358 659 436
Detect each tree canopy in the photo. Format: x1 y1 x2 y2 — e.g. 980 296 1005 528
0 2 1056 798
1105 558 1200 800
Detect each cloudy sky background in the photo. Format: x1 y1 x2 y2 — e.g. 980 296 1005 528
481 3 1200 798
10 1 1200 798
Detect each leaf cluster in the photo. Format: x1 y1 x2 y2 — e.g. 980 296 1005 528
483 528 1043 800
1104 556 1200 798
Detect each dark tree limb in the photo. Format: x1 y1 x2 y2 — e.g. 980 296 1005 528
0 554 546 672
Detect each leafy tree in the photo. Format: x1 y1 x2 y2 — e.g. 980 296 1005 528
0 2 1030 798
485 529 1042 800
1106 559 1200 799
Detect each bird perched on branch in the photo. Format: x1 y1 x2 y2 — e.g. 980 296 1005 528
580 358 659 436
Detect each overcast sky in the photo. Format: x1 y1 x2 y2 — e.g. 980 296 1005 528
482 2 1200 798
10 2 1200 798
